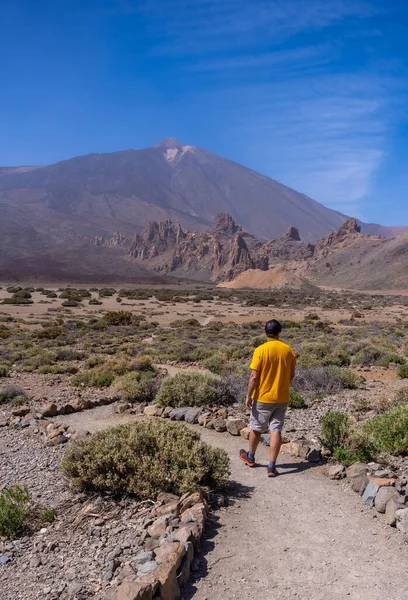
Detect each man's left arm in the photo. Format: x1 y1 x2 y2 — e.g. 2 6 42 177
246 369 260 408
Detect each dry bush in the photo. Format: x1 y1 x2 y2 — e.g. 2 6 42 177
62 420 230 499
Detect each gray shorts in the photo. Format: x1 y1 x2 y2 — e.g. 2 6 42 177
250 401 287 433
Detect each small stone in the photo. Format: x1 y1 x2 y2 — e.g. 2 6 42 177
169 408 188 421
116 402 131 414
374 487 401 514
184 407 202 424
369 477 396 488
385 497 406 526
115 581 153 600
11 406 30 417
0 555 11 565
226 419 247 436
212 417 227 432
328 464 346 480
216 408 228 418
132 550 153 568
396 508 408 534
306 448 322 463
143 405 164 417
362 480 379 507
137 560 158 575
40 403 58 418
162 406 173 418
198 412 211 426
144 537 160 552
147 516 169 538
103 570 113 581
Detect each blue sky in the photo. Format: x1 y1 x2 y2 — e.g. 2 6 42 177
1 0 407 225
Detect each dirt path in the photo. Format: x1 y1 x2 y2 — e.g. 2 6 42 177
56 408 408 600
183 428 408 600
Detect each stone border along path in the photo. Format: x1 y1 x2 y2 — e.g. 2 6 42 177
50 402 408 600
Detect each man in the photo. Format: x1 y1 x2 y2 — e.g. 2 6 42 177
240 319 296 477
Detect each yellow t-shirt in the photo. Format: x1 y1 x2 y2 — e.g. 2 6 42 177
250 340 296 404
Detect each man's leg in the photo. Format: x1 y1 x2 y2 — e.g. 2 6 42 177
269 432 282 463
239 402 266 467
249 430 262 455
267 403 287 477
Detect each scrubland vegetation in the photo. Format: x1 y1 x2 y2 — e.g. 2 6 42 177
2 284 408 474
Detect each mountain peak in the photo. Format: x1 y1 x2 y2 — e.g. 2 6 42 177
154 138 184 150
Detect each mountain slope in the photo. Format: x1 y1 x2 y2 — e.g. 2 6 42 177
1 138 402 244
0 138 406 281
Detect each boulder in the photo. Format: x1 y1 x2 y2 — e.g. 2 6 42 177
216 408 228 418
144 405 164 417
385 497 406 526
369 477 396 488
40 403 58 418
116 403 132 414
11 406 30 417
198 412 211 426
184 407 202 424
169 408 188 421
116 580 153 600
162 406 173 418
226 419 247 436
328 465 346 480
213 418 227 432
147 516 169 538
347 463 369 494
306 448 322 463
361 480 379 507
58 403 75 415
374 486 401 514
396 508 408 534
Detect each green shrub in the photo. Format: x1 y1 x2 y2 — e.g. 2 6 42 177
388 353 406 365
89 298 103 306
112 372 161 402
289 389 306 408
333 445 370 466
104 311 134 326
0 485 30 539
352 346 388 367
361 405 408 455
326 366 363 390
156 371 221 407
320 411 350 451
0 364 9 377
62 300 80 307
0 385 27 404
62 420 230 499
40 507 56 523
71 370 115 388
397 364 408 379
394 387 408 406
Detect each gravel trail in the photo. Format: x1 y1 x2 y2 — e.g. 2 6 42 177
183 428 408 600
54 407 408 600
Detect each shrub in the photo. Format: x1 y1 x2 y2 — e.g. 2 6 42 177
333 445 370 466
292 367 342 396
215 375 247 405
89 298 102 306
113 372 161 403
62 300 80 307
0 485 30 539
0 364 9 377
319 411 350 451
71 370 115 388
0 385 27 404
104 311 134 326
394 387 408 406
326 366 363 390
397 364 408 379
40 507 56 523
62 420 230 499
388 353 406 365
55 348 84 361
361 405 408 455
156 371 221 407
352 346 388 367
289 389 306 408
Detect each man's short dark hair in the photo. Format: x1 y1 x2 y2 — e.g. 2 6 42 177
265 319 282 336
